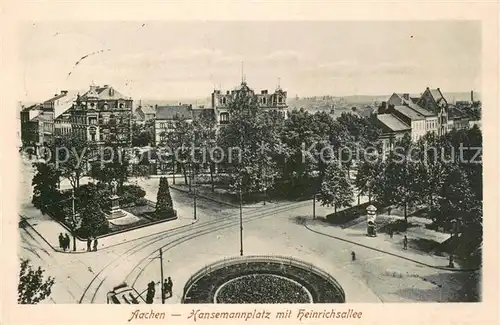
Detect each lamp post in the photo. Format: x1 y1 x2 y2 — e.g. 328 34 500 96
239 186 243 256
193 169 197 220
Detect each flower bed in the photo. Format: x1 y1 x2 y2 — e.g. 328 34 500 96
216 274 311 304
183 260 345 304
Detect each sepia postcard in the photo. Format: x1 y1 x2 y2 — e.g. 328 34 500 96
1 1 498 325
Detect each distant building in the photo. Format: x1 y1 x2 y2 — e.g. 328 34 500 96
66 84 133 146
377 87 480 147
20 90 77 148
211 81 288 126
134 104 156 123
154 104 193 145
376 113 411 152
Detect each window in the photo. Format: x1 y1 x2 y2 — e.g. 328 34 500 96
90 133 96 141
262 97 267 105
160 123 166 129
220 112 229 124
89 117 97 125
221 97 226 105
278 96 283 104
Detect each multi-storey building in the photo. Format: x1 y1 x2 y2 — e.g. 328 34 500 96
211 81 288 125
154 104 193 145
68 84 133 146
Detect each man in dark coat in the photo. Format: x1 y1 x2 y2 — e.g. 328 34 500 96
64 233 70 251
146 281 155 304
87 237 92 252
58 233 64 250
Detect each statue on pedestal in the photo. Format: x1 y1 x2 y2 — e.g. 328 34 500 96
111 180 118 196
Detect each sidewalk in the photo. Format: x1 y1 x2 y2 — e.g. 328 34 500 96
304 219 477 271
20 202 196 254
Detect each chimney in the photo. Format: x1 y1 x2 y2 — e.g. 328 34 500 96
61 90 68 95
471 90 474 102
261 90 268 94
103 85 109 88
402 93 409 100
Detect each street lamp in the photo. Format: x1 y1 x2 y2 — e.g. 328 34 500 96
239 186 243 256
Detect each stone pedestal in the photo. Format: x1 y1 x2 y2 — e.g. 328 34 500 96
107 195 126 220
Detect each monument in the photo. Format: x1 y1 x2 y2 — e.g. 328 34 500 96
106 180 126 220
366 205 377 237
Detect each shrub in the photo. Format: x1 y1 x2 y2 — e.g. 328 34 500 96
120 185 146 206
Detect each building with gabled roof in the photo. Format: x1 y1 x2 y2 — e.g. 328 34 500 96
67 84 133 146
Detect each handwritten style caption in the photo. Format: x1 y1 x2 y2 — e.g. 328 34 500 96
128 308 363 322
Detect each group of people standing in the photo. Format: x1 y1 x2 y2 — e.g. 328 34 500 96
58 233 71 251
86 237 99 252
145 277 174 304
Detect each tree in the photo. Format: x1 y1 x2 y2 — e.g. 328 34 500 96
317 163 353 213
91 143 129 190
54 135 94 192
18 259 55 304
79 193 109 238
192 110 219 192
31 162 60 214
373 151 424 229
156 177 173 215
355 157 384 203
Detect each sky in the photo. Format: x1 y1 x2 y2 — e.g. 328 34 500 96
19 21 481 102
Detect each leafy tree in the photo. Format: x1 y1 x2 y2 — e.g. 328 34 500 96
156 177 173 215
317 163 353 213
53 135 94 192
355 157 385 203
79 192 109 238
131 121 154 147
373 150 425 228
18 259 55 304
31 162 60 214
90 143 129 190
219 82 283 198
192 110 219 192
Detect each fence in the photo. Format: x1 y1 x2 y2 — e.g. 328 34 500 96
182 255 345 303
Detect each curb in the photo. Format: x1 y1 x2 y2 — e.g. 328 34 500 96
304 224 480 272
170 185 265 209
19 214 200 254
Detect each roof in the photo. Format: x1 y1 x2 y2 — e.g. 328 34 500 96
193 108 215 120
43 92 69 104
377 114 411 132
448 106 469 120
429 88 446 104
80 85 131 101
410 97 420 104
140 105 156 115
406 102 435 117
22 104 40 112
155 105 192 120
393 105 426 121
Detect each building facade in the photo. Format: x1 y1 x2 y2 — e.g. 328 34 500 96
68 84 133 146
211 81 288 125
154 104 193 145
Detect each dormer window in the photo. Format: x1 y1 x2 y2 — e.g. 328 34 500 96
109 88 114 96
119 103 124 109
278 96 283 104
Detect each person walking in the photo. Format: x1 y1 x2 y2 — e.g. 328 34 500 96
166 277 173 298
146 281 155 304
64 233 70 251
87 237 92 252
93 237 98 252
162 279 169 301
403 235 408 250
58 233 64 250
389 228 394 239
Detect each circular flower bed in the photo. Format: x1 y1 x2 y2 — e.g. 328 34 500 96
215 274 312 304
182 258 346 304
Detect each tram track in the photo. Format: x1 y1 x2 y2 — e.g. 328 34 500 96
79 199 312 303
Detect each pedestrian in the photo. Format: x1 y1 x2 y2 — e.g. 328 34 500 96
58 233 64 250
146 281 155 304
403 235 408 250
64 233 70 251
389 228 393 239
351 251 356 261
93 237 98 252
167 277 173 298
162 279 169 300
87 237 92 252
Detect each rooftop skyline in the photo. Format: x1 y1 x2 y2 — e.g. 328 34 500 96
20 21 481 101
